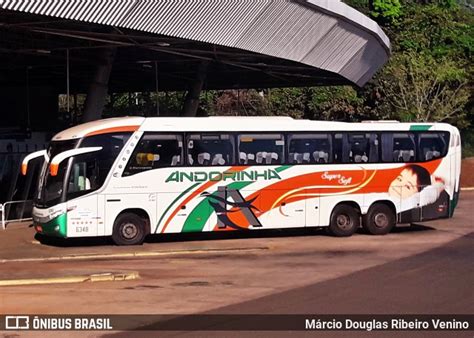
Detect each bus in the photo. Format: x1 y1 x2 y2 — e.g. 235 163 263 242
22 116 462 245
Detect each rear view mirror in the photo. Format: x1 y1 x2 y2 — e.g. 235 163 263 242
21 150 48 175
50 147 102 176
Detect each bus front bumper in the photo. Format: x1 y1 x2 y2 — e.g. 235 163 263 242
34 213 67 238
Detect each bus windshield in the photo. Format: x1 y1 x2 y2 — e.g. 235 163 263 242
35 133 131 207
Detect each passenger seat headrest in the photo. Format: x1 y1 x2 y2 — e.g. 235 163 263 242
212 153 226 166
197 152 211 165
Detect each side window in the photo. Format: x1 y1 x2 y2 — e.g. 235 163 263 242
347 133 379 163
288 133 332 164
387 133 416 162
238 134 284 165
186 133 234 166
124 133 183 176
418 132 448 161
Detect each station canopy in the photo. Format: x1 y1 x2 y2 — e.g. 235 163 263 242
0 0 391 92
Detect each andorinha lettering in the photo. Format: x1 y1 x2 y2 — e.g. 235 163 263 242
165 169 282 183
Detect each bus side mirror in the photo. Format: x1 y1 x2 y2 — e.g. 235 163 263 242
50 147 102 176
21 150 48 175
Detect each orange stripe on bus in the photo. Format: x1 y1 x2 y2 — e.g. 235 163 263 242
212 159 443 231
85 125 139 136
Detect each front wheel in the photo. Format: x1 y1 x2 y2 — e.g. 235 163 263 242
363 203 395 235
112 213 147 245
328 204 360 237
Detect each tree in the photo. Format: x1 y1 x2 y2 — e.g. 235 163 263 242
370 0 402 24
378 52 470 126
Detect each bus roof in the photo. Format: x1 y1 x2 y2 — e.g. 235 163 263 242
52 116 457 141
53 117 145 141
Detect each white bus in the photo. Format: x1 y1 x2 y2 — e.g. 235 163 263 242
22 116 461 245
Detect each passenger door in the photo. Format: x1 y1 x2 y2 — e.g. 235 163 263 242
65 155 99 237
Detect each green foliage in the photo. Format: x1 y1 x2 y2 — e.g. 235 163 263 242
306 87 369 121
395 2 473 61
377 52 470 126
330 1 472 132
372 1 473 130
370 0 402 24
437 0 460 10
102 92 186 117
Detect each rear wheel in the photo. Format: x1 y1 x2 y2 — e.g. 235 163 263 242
363 203 395 235
112 213 147 245
329 204 360 237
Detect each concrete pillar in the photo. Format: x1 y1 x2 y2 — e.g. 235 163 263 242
181 61 209 117
82 48 116 122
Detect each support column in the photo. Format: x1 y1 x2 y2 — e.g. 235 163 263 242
82 48 116 122
181 61 209 117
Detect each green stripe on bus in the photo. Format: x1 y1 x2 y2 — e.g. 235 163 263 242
275 164 291 173
410 125 432 131
182 181 252 233
182 165 293 233
154 182 199 233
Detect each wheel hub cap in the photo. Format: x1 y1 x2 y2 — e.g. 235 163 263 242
374 213 388 228
336 214 351 229
122 223 138 239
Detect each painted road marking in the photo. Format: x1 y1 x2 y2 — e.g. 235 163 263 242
0 246 269 264
0 271 139 287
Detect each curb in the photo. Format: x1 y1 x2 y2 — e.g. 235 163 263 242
0 271 139 287
0 246 269 264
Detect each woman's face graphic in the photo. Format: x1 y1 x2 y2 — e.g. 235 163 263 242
389 168 419 200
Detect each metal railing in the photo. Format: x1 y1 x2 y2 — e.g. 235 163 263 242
0 200 33 230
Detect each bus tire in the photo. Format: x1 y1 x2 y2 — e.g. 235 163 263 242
329 204 359 237
112 213 147 245
363 203 395 235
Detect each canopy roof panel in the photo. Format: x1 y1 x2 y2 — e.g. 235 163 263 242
0 0 390 90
